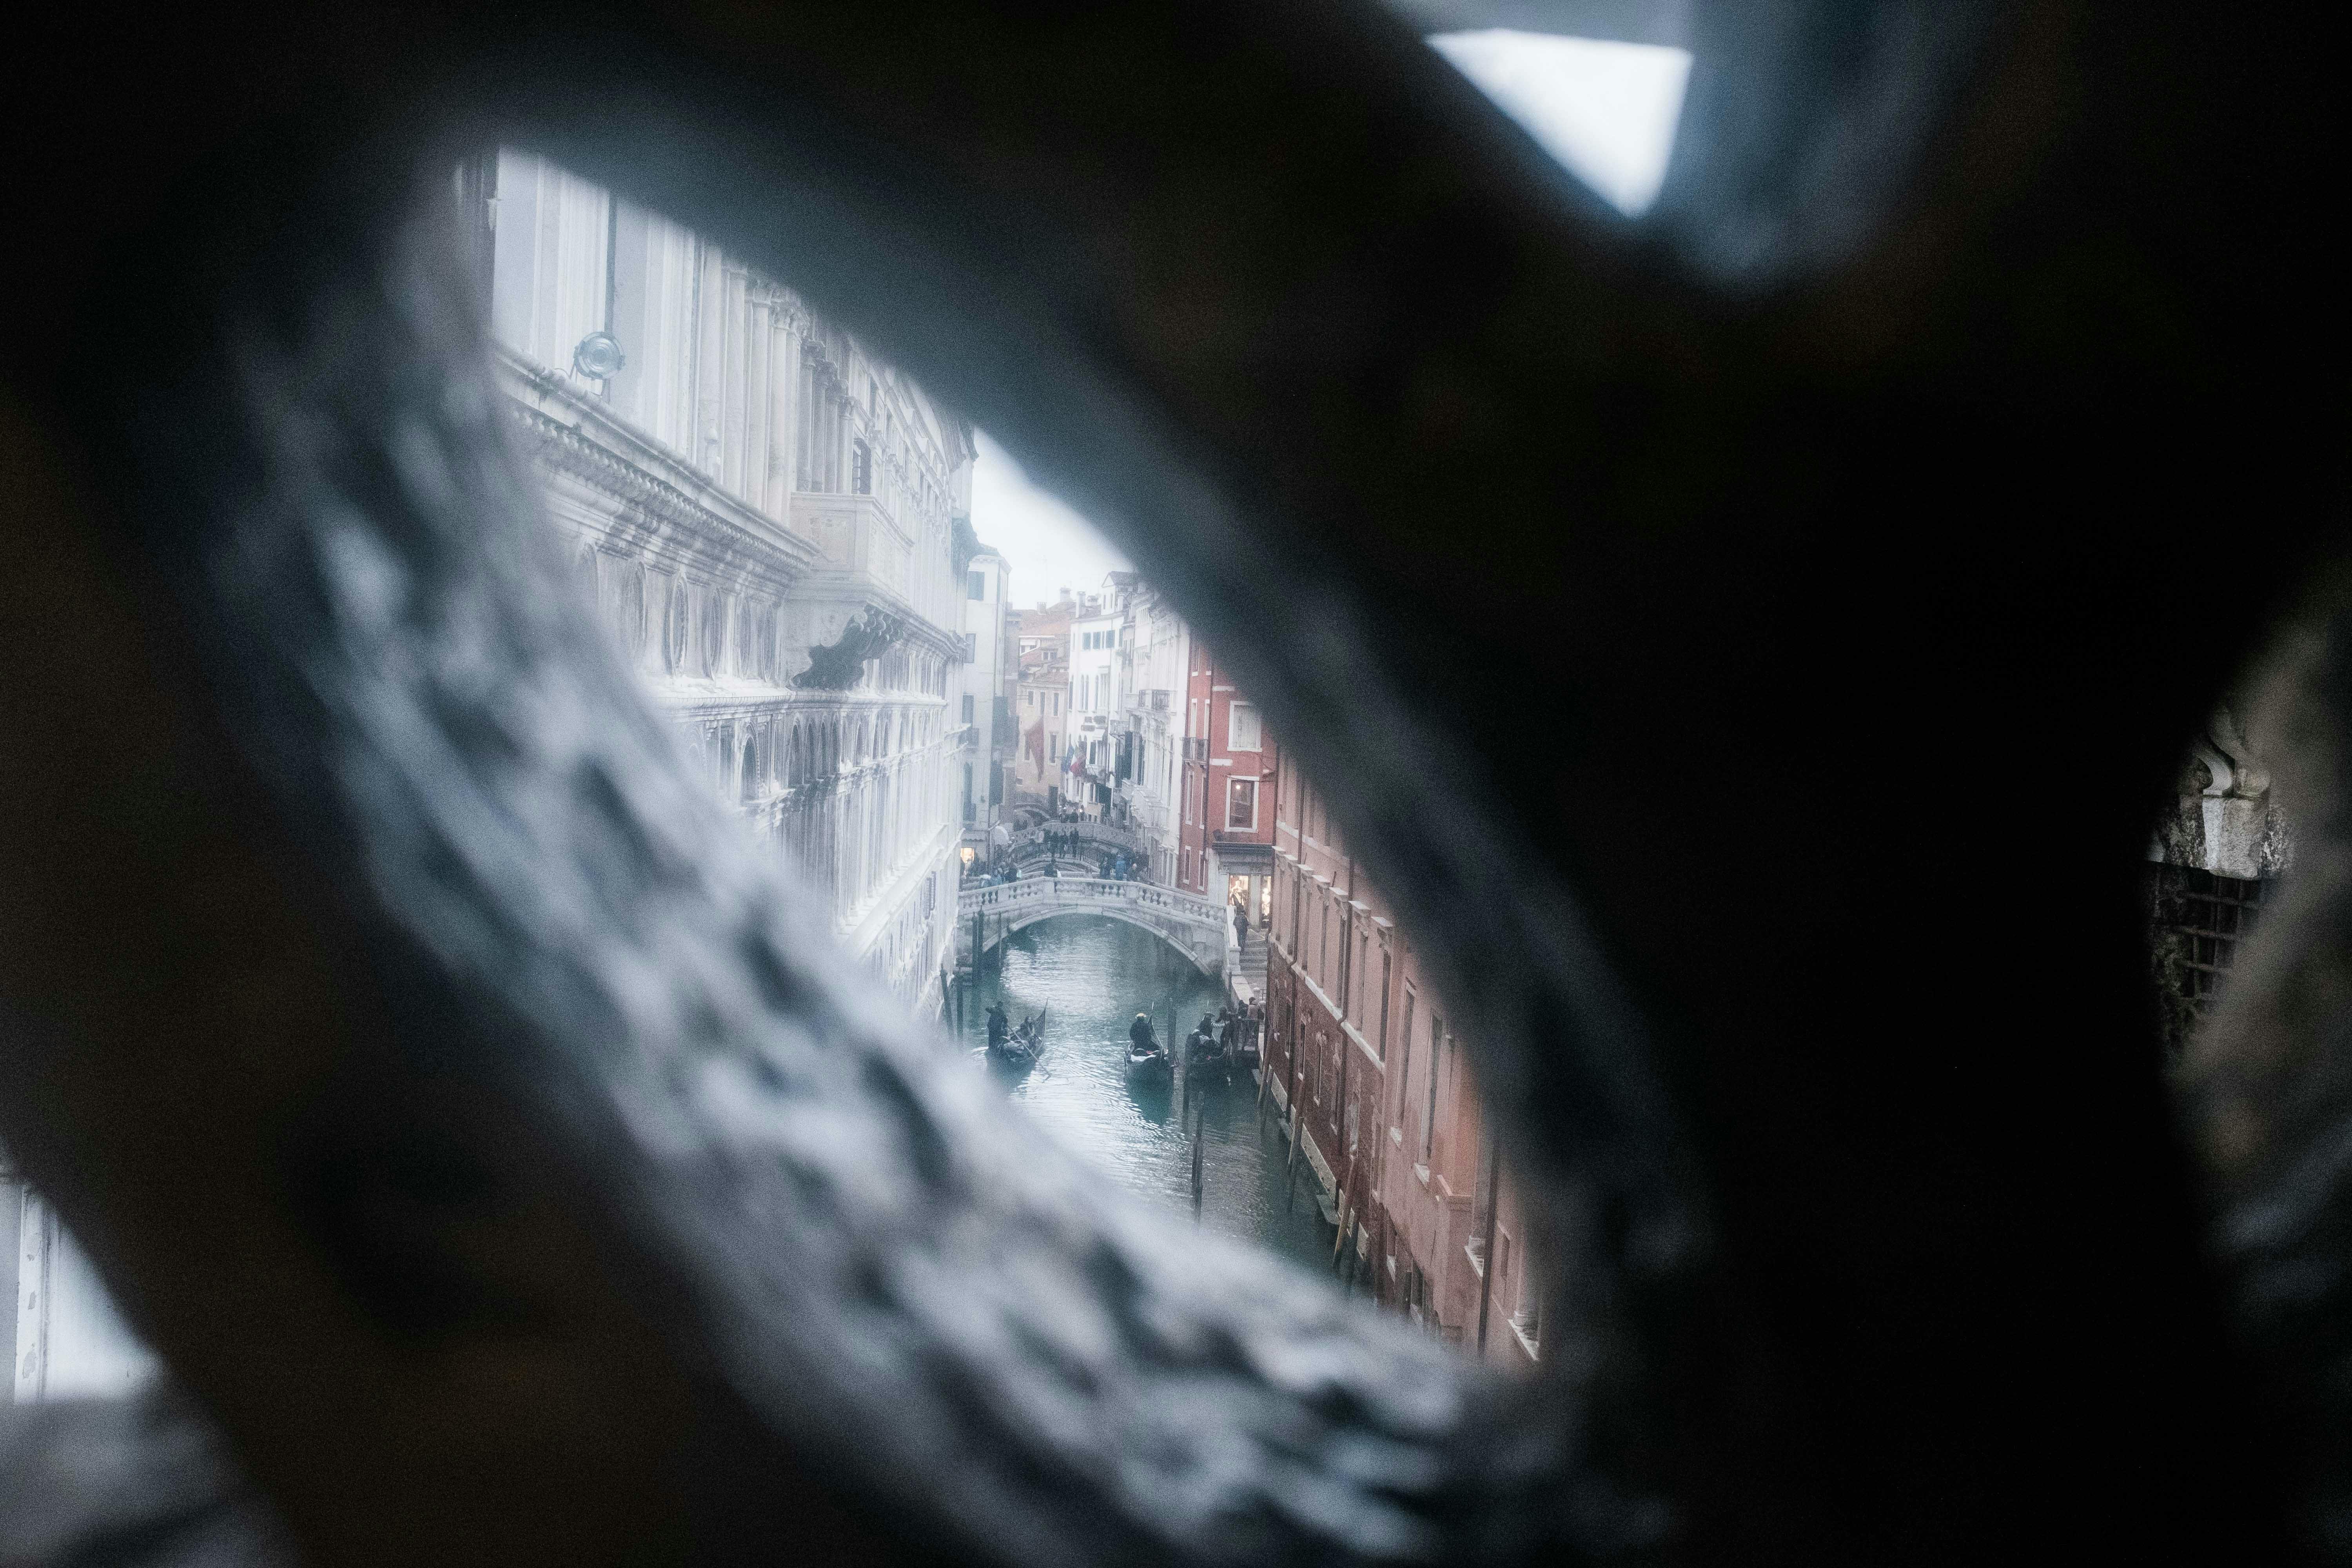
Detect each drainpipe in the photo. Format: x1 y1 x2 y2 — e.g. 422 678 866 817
1474 1132 1502 1357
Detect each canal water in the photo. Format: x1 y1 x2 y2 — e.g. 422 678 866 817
951 916 1339 1283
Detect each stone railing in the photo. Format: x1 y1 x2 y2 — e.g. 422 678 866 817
957 876 1223 929
1008 817 1149 859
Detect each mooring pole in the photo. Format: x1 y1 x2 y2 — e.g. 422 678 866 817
1191 1108 1205 1222
1474 1133 1503 1357
1331 1141 1357 1272
1283 1029 1305 1205
1283 1112 1301 1217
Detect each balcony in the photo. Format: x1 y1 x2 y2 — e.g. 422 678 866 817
789 491 916 606
1182 737 1208 763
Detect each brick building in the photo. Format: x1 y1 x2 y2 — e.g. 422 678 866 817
1176 642 1276 924
1265 751 1545 1367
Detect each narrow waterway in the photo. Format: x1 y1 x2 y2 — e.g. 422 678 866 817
951 916 1338 1282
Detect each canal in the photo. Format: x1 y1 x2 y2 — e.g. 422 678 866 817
951 916 1339 1282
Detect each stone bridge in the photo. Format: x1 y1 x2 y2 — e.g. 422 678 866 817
1004 817 1150 863
955 877 1228 974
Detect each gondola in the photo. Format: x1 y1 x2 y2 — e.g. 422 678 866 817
1184 1019 1232 1083
1125 1013 1172 1083
991 1009 1045 1068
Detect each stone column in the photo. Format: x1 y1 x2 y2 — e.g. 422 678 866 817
744 287 771 511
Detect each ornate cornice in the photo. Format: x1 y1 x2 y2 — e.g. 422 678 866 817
504 399 811 586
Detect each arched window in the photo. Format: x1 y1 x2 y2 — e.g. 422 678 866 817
700 590 726 676
664 577 688 673
621 562 647 659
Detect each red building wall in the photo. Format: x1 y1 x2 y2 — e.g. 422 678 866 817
1176 641 1274 900
1263 750 1543 1367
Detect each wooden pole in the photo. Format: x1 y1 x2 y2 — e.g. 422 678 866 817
1284 1019 1306 1191
1331 1136 1358 1272
1474 1133 1502 1358
1191 1109 1204 1222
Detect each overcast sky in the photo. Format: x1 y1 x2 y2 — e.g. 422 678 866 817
969 432 1134 610
966 34 1689 607
1428 31 1691 216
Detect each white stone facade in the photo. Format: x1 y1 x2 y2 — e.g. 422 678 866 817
1118 586 1191 886
4 1157 156 1405
484 151 978 1016
958 545 1012 851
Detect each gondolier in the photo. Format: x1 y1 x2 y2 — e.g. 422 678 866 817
1126 1011 1171 1084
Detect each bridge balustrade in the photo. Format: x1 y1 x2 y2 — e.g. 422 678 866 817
958 877 1221 923
1007 818 1150 859
954 877 1227 973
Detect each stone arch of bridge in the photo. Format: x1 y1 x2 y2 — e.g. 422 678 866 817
970 905 1221 976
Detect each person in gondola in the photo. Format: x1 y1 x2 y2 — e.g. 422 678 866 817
1130 1011 1160 1057
985 1002 1008 1052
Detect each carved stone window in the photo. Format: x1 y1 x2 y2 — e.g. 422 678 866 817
621 561 647 658
700 589 726 675
663 575 688 673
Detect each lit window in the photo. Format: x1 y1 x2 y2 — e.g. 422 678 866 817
1228 777 1256 830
